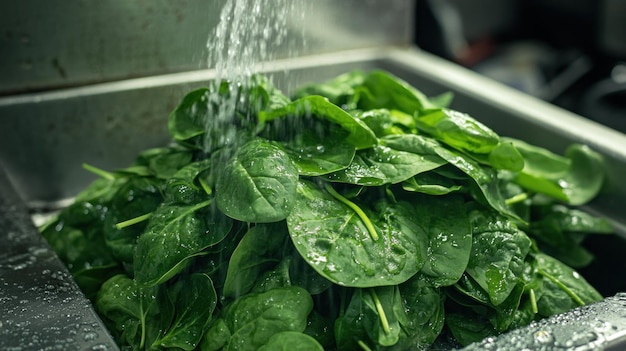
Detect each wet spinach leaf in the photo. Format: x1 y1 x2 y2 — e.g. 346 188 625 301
259 95 377 150
134 200 233 287
257 331 324 351
223 222 289 299
287 180 427 288
215 138 299 223
507 138 605 205
466 210 532 306
157 273 217 350
325 143 447 186
222 286 313 351
414 108 500 154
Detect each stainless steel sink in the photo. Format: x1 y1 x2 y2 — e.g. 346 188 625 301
1 47 625 350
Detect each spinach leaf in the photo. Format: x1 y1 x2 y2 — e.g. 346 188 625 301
222 286 313 351
134 200 233 287
446 312 496 347
134 146 194 180
223 222 289 299
293 70 366 110
259 112 356 176
402 172 463 195
325 143 447 186
359 69 437 112
412 194 472 287
168 88 210 149
215 138 299 223
414 108 500 154
356 108 417 137
466 210 532 306
507 138 605 205
257 331 324 351
259 95 377 150
287 180 427 287
95 274 174 350
156 273 217 350
532 253 603 317
102 177 164 266
201 318 231 351
333 290 371 350
382 134 520 221
395 273 446 348
529 204 613 268
164 159 212 205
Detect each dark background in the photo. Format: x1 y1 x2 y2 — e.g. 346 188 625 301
414 0 626 133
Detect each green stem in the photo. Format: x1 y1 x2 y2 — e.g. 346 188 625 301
530 288 538 314
324 183 379 241
82 163 116 180
115 213 153 230
198 177 212 196
505 192 528 206
538 268 586 306
357 340 373 351
370 289 391 335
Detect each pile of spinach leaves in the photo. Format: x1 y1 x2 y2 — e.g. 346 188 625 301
40 70 613 350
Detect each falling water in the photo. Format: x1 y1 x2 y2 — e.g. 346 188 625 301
203 0 305 153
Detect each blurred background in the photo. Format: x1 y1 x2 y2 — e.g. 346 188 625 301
415 0 626 133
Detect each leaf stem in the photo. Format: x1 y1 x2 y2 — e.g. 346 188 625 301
537 268 585 306
370 289 391 335
324 183 379 241
530 288 538 314
82 163 116 180
199 177 212 196
357 340 373 351
115 213 153 230
505 192 528 206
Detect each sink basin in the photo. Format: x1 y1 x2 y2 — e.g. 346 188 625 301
1 47 625 350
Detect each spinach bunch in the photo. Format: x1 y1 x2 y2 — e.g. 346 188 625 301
41 70 613 350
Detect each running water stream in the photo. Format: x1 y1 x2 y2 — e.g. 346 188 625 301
203 0 304 153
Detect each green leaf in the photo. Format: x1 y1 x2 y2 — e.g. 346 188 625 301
382 134 521 221
215 138 299 223
356 108 416 137
533 253 603 317
402 172 463 195
446 312 496 347
413 194 472 287
223 222 289 299
134 200 233 286
156 273 218 350
287 180 427 288
325 143 447 186
259 95 377 150
168 88 209 145
414 108 500 154
95 274 174 349
529 204 613 268
164 159 213 205
293 70 366 110
359 69 437 113
201 319 231 351
257 331 325 351
466 211 532 306
223 286 313 351
103 177 164 265
263 121 356 176
395 274 446 347
507 139 605 205
134 146 194 180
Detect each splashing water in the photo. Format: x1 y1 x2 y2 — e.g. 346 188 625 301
203 0 304 153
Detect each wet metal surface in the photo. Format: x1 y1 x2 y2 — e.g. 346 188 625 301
0 166 119 351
